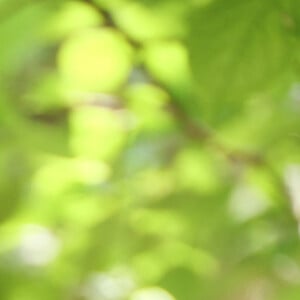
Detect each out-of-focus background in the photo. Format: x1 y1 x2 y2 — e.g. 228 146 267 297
1 0 300 299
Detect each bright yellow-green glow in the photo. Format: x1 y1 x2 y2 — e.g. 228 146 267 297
42 1 103 40
131 287 176 300
125 84 168 111
144 41 191 87
2 1 299 299
58 28 132 92
113 2 186 41
33 156 111 195
70 107 127 161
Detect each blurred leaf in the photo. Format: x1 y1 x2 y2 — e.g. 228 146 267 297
42 1 104 41
70 106 128 161
58 28 132 93
189 0 299 123
112 1 187 42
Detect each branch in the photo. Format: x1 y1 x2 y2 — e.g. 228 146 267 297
81 0 293 213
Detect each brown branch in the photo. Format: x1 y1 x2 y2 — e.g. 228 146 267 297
81 0 293 211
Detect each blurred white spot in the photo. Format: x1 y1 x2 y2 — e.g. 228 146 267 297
284 165 300 223
228 183 270 222
242 278 272 300
131 287 175 300
18 225 60 267
289 83 300 109
83 269 136 300
273 255 300 284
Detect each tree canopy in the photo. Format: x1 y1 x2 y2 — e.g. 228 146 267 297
1 0 300 299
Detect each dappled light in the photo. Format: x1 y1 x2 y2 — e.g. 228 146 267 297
1 0 300 299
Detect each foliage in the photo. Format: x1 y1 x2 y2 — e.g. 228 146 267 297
1 0 300 299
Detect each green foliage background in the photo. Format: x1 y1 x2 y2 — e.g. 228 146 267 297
1 0 300 299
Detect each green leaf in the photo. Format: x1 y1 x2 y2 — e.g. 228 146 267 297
189 0 298 123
